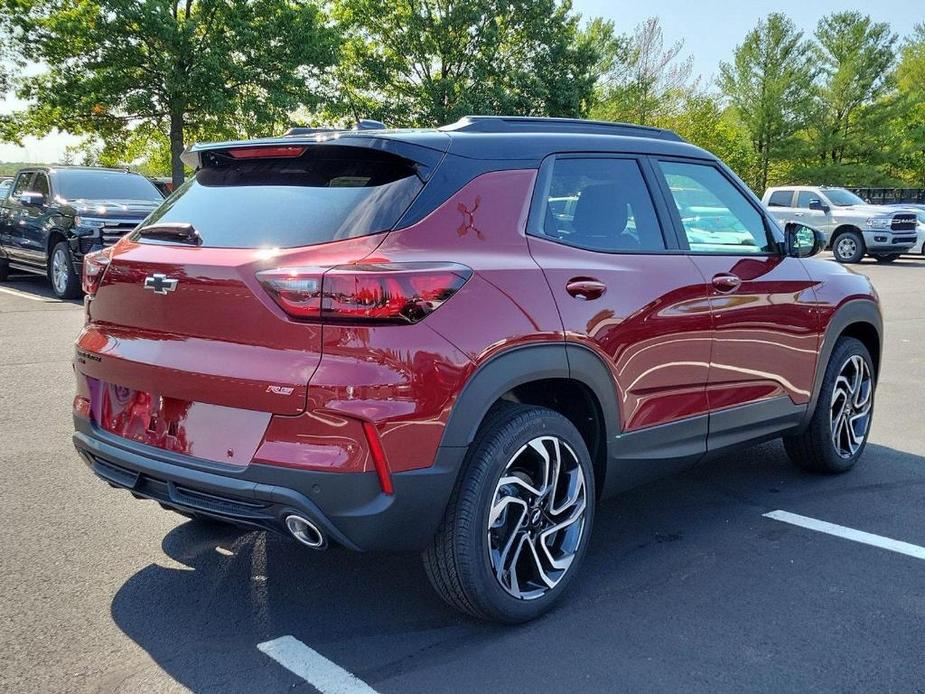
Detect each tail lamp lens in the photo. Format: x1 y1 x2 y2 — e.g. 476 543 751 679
82 246 114 296
257 262 471 324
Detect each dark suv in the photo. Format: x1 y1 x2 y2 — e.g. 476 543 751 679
72 117 881 623
0 166 163 298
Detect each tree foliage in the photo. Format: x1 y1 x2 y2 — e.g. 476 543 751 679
329 0 602 126
591 17 695 126
718 13 815 191
4 0 339 183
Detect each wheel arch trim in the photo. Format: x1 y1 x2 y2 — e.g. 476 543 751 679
803 298 882 427
438 342 620 449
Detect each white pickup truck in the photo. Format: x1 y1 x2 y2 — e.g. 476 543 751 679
762 186 918 263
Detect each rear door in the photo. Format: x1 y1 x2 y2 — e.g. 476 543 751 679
652 159 820 450
17 171 52 265
0 172 34 261
77 142 429 458
526 154 713 478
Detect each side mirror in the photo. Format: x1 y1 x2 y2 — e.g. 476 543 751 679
785 221 825 258
807 198 829 213
19 192 45 207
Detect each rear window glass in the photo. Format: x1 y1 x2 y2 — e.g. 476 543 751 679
140 146 424 248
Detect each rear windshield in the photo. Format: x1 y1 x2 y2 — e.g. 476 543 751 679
55 170 163 201
140 146 424 248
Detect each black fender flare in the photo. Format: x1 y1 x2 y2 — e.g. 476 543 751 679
437 342 620 449
802 298 882 428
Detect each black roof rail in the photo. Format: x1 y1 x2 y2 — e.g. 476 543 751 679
440 115 685 142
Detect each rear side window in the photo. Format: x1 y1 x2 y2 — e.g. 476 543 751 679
11 173 33 197
767 190 793 207
535 158 665 252
142 146 424 248
658 161 773 254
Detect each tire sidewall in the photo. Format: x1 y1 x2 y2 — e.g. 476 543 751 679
459 407 596 623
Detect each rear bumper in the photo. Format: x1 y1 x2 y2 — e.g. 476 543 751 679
73 415 464 552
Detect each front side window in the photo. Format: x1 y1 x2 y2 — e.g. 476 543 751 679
537 157 665 252
796 191 820 209
767 190 793 207
31 173 50 197
658 161 773 254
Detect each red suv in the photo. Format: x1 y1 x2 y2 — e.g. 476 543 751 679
73 116 881 623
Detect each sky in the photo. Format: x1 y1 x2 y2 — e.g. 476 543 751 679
1 0 921 163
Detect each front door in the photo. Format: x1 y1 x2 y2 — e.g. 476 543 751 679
652 159 820 450
526 154 714 489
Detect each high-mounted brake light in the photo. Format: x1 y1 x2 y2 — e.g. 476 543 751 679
82 246 114 296
257 262 471 324
227 146 306 160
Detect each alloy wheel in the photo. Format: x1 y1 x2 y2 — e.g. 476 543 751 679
829 354 873 459
52 247 70 294
487 436 588 600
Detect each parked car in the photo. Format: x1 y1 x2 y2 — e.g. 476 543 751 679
763 185 917 263
73 116 882 623
0 177 13 200
0 166 163 298
883 204 925 255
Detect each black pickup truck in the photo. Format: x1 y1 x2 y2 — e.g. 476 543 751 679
0 166 163 298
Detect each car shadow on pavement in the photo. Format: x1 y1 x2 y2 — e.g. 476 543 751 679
2 273 83 304
109 439 925 693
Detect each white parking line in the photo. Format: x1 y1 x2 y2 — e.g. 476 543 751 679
257 635 380 694
764 510 925 561
0 286 54 302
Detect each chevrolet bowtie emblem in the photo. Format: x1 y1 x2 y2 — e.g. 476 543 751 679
143 273 179 295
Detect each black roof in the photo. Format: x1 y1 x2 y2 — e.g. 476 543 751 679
183 116 714 168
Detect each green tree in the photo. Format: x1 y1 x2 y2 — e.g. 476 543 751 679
894 23 925 187
808 11 897 174
591 17 695 127
4 0 339 184
330 0 603 126
718 13 816 192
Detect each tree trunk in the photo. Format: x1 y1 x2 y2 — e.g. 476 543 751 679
169 110 185 187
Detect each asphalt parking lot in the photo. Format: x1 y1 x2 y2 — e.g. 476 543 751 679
1 255 924 694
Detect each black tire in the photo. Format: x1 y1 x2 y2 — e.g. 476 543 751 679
831 230 865 263
48 241 81 299
0 257 8 281
874 253 900 264
784 337 874 473
422 403 596 623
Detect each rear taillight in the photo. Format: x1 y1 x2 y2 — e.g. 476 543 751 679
82 246 114 296
257 262 471 324
227 145 306 159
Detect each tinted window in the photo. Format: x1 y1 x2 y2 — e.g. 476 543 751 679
141 146 424 249
54 170 162 201
11 173 33 197
767 190 793 207
536 158 665 252
796 191 819 208
31 173 50 197
0 180 11 200
658 161 772 254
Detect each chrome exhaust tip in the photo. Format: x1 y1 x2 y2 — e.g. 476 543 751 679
284 514 326 549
